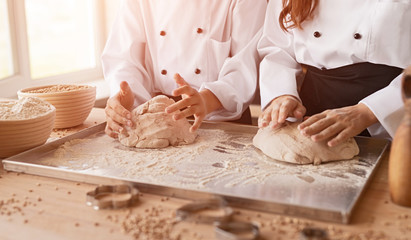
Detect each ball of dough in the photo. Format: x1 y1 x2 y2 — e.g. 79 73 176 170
118 95 197 148
253 122 359 165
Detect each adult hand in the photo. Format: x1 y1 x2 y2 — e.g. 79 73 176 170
105 81 134 138
258 95 306 129
298 103 378 147
165 74 220 132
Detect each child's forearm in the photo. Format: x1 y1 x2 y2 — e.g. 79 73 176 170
199 89 222 115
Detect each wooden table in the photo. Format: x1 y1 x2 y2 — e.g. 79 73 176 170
1 108 411 240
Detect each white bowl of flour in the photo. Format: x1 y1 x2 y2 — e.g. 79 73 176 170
0 97 56 158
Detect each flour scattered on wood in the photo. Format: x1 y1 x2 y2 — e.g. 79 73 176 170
0 97 54 120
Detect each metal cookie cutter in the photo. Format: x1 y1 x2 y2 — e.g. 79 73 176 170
300 227 328 240
176 198 233 224
215 221 260 240
86 184 139 210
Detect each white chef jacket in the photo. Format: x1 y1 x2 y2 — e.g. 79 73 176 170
258 0 411 139
102 0 267 121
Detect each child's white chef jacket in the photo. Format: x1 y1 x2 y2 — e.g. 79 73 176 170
258 0 411 139
102 0 267 121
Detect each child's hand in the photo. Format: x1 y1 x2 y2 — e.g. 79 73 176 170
105 81 134 138
258 95 306 129
165 74 208 132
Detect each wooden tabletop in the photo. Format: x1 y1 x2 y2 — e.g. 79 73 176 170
1 108 411 240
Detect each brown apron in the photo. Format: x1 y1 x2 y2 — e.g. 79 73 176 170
299 62 403 136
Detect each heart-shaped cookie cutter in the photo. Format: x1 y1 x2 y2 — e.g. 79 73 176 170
300 227 328 240
214 221 260 240
176 197 260 239
86 184 139 210
176 197 233 224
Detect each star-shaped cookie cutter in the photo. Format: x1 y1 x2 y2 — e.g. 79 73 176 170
86 184 139 210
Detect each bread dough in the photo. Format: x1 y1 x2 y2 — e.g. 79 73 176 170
253 122 359 165
118 95 197 148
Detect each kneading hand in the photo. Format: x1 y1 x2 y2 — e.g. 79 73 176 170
258 95 306 129
165 74 221 132
105 81 134 138
165 74 208 132
298 103 378 147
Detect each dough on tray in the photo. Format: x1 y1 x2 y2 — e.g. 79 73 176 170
118 95 197 148
253 121 359 165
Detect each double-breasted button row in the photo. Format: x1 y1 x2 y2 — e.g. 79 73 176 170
161 69 202 75
159 27 204 76
313 31 362 40
159 28 204 36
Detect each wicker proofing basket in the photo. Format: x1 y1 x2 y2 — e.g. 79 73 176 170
0 100 56 158
17 85 96 128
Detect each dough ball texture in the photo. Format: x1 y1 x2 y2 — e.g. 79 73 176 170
253 122 359 165
118 95 197 148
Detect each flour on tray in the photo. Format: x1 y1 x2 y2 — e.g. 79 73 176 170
36 128 371 193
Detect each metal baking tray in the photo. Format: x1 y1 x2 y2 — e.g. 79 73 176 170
2 122 389 224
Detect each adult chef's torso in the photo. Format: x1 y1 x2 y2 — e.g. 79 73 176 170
292 0 411 70
134 0 238 96
259 0 410 139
